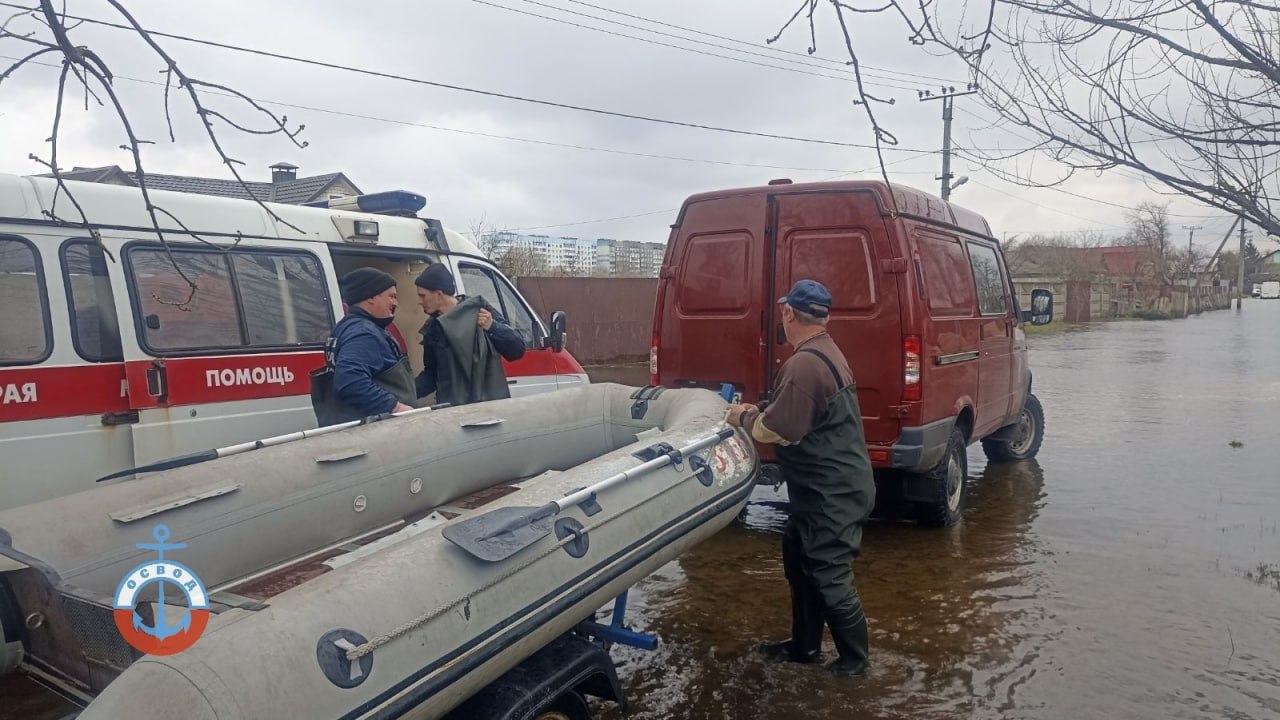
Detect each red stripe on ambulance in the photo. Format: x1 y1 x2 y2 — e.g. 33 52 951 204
124 352 325 409
0 364 130 422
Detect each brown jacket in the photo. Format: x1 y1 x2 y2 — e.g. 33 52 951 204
743 333 853 446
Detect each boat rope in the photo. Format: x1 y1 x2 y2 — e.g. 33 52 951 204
342 447 729 662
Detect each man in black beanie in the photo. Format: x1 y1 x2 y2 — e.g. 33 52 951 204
414 262 525 405
311 267 418 425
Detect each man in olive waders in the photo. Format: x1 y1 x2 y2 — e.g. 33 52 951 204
726 279 875 677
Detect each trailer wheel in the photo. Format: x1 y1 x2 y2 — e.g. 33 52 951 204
912 426 967 528
534 690 592 720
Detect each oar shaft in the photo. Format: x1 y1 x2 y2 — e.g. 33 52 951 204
473 427 735 545
97 402 448 481
554 428 734 512
216 403 445 460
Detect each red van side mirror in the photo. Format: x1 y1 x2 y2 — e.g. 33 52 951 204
1023 289 1054 325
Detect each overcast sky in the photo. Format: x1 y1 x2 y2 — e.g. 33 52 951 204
0 0 1273 254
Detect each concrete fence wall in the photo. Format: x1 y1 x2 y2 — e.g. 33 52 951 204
1014 278 1234 322
517 277 658 365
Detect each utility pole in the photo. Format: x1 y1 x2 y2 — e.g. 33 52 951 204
919 83 979 201
1183 225 1202 317
1237 222 1247 310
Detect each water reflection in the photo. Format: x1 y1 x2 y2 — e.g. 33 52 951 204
601 459 1048 719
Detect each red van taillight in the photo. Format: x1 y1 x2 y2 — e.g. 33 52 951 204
649 337 659 386
903 335 922 401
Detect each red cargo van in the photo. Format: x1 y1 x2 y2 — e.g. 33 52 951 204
650 179 1053 526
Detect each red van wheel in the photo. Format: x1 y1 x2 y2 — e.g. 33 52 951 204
981 393 1045 464
913 427 968 527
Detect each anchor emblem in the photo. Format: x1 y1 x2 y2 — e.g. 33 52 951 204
113 524 211 656
131 525 192 640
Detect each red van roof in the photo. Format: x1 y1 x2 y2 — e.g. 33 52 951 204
679 179 995 241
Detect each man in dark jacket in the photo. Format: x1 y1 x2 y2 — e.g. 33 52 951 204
726 279 876 678
314 268 418 425
414 263 525 405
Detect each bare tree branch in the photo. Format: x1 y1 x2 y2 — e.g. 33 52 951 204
775 1 1277 235
2 0 316 307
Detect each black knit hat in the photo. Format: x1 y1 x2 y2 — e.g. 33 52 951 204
414 263 457 295
340 267 397 305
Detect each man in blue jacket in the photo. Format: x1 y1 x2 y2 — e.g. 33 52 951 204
414 263 525 405
320 268 418 424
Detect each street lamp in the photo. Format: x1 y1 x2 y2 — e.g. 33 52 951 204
950 175 970 192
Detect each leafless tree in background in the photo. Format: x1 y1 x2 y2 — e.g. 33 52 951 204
495 241 548 279
770 1 1278 235
1123 201 1174 285
0 0 309 304
966 0 1278 236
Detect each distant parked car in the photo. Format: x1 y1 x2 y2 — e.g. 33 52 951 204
1253 287 1263 298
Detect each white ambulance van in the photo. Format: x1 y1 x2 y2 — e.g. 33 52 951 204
0 174 587 510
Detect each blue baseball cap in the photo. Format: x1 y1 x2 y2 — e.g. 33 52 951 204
778 279 832 318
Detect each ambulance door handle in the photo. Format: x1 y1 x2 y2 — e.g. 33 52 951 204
775 324 785 345
146 364 168 399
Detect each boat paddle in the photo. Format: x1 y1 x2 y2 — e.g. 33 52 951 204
443 427 736 562
94 403 450 483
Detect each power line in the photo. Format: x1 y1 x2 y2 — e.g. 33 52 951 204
0 2 934 152
506 155 932 232
952 106 1229 220
479 0 918 91
967 178 1128 229
556 0 967 84
5 54 924 175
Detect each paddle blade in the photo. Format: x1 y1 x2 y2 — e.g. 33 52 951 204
443 506 555 562
95 449 219 483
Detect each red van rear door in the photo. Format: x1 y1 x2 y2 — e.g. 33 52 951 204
656 193 769 402
768 190 904 444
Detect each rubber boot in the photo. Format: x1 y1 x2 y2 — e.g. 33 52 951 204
762 530 825 664
824 606 870 677
759 583 824 664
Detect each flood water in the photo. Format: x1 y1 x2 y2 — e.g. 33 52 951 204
596 303 1280 720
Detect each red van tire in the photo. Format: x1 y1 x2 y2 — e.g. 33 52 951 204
981 393 1045 464
912 426 968 527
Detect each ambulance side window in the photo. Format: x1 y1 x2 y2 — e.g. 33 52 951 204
0 236 51 365
126 245 330 354
458 263 537 347
129 247 242 351
231 253 330 346
495 278 539 347
61 240 124 362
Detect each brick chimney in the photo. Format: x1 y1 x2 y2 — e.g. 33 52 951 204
269 162 299 184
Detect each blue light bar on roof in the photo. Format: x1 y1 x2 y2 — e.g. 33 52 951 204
305 190 427 216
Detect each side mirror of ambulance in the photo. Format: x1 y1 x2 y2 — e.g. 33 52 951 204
1023 289 1054 326
547 311 567 353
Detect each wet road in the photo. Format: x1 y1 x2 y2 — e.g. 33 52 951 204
597 303 1280 720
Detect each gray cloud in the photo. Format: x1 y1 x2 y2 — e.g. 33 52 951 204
0 0 1268 251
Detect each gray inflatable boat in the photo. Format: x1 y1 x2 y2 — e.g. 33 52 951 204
0 383 758 718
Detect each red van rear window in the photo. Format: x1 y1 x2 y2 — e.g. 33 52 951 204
786 229 877 311
678 232 750 313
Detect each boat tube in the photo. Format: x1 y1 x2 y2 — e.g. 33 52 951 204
0 383 758 718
